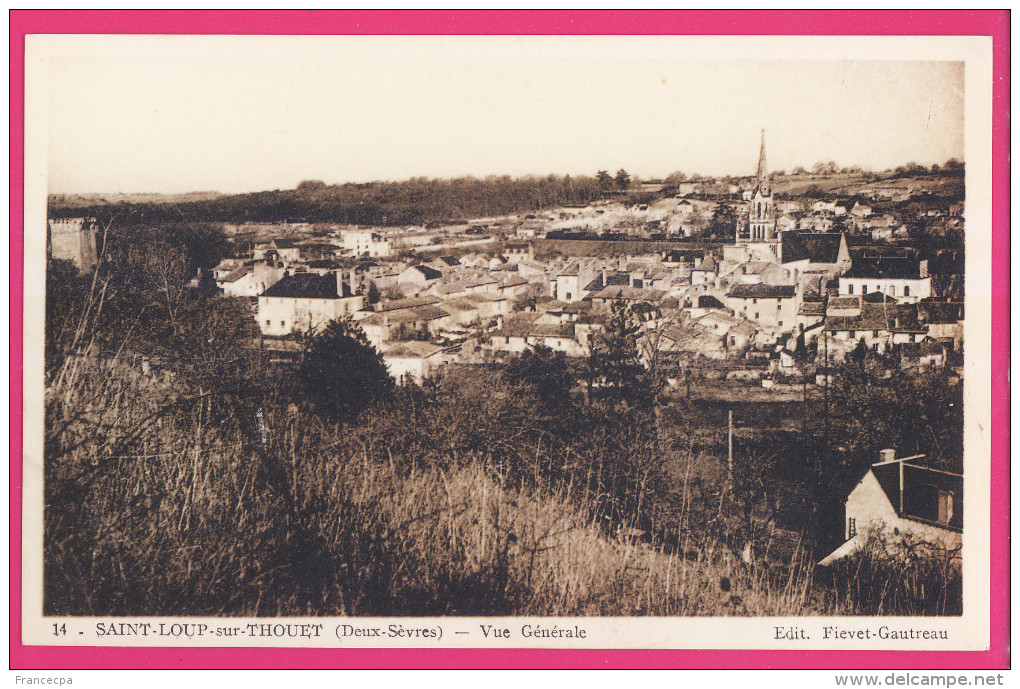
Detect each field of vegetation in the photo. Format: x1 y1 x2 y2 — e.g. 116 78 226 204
42 221 963 617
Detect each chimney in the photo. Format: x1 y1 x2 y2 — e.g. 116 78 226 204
602 270 609 287
878 448 895 464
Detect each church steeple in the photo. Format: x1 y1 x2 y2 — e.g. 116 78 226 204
754 129 770 195
740 129 778 249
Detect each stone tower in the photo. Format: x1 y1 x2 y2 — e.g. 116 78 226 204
736 131 780 258
47 217 99 272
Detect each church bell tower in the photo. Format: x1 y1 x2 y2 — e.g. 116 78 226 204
748 130 776 241
734 130 781 261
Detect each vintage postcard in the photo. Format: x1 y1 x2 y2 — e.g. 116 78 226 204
13 12 1008 669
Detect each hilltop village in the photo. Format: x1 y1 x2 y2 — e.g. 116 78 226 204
44 138 967 616
124 138 965 387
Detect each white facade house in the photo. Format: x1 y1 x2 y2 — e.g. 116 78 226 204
725 283 799 332
383 341 448 384
839 258 932 302
220 262 287 298
340 229 392 258
253 239 302 264
398 264 443 285
820 450 962 567
257 272 365 337
550 264 593 303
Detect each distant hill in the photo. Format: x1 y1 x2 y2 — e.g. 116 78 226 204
770 172 964 200
49 191 225 208
46 169 963 228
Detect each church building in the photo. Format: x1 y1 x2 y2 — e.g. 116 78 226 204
733 131 781 262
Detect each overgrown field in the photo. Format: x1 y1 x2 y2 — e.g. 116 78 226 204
44 349 959 617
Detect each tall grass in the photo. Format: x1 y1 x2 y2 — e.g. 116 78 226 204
45 357 844 617
824 529 962 616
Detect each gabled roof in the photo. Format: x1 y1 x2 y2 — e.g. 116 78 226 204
862 291 899 305
696 295 726 309
824 303 923 333
727 284 796 299
375 296 442 312
529 323 578 340
871 461 962 531
828 296 861 311
220 265 253 283
261 273 353 299
273 239 299 250
589 286 666 302
845 256 926 280
383 341 446 359
781 231 846 265
306 259 339 269
900 340 946 358
494 314 541 337
693 255 719 273
407 265 443 280
583 273 630 291
359 304 450 327
918 299 964 323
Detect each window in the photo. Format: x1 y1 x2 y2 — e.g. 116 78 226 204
938 491 954 524
265 320 271 326
862 284 868 294
754 312 760 319
848 284 854 295
873 330 879 338
848 517 857 539
565 292 572 300
848 330 855 338
778 320 784 327
904 286 910 296
281 320 286 327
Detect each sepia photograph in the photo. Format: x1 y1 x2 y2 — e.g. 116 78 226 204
16 21 1003 664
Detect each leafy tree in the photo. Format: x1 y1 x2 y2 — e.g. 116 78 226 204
503 346 579 436
296 180 327 192
585 301 653 411
708 203 737 238
595 170 614 190
299 318 394 421
615 169 632 190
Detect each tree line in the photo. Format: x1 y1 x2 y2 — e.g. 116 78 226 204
48 173 648 228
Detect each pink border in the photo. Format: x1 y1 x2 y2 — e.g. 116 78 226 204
10 10 1009 670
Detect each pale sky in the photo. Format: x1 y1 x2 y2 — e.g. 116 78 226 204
38 36 966 195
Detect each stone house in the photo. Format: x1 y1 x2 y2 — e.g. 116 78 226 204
819 450 962 567
257 271 365 338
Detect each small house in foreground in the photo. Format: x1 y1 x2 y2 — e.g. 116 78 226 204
819 449 962 567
